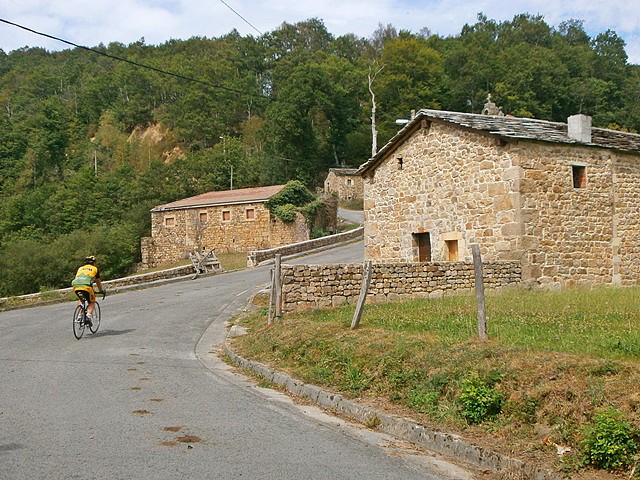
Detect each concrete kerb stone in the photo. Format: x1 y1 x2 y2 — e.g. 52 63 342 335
222 340 561 480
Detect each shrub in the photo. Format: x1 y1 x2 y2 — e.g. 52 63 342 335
457 374 504 424
272 204 298 222
265 180 315 210
580 407 638 472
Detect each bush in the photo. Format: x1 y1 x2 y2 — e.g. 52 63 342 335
272 204 298 223
580 407 638 472
265 180 315 210
457 374 504 424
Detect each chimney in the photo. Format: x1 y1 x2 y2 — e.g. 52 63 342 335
567 114 592 143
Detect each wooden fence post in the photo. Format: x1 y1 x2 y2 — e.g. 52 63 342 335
351 260 373 330
273 254 283 319
267 267 275 326
471 244 488 340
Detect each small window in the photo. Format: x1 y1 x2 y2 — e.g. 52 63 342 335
397 157 403 170
246 208 255 220
445 239 459 261
164 216 175 227
222 210 231 221
346 178 353 186
572 165 586 188
199 212 208 223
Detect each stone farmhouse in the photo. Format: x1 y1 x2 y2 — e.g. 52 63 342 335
324 168 364 201
141 185 309 267
357 109 640 288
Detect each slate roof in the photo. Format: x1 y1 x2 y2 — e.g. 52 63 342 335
328 167 359 176
152 185 285 212
358 109 640 174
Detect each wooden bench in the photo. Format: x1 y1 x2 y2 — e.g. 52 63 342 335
189 249 222 277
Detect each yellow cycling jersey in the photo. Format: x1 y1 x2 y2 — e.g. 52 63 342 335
72 264 100 287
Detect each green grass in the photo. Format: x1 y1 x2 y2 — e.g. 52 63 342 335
217 252 249 271
136 252 249 274
230 285 640 478
339 198 364 210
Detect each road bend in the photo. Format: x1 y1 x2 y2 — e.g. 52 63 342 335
0 241 471 479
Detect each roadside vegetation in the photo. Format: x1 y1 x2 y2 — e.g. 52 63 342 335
229 286 640 479
339 198 364 211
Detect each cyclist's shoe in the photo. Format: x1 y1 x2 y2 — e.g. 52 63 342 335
84 316 93 327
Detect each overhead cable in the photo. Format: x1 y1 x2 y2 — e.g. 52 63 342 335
217 0 263 35
0 17 287 105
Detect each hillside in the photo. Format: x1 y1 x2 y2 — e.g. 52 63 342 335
1 14 640 296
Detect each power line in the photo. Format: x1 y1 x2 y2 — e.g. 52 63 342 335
0 17 283 105
217 0 263 36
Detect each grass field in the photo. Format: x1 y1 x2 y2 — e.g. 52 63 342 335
229 286 640 478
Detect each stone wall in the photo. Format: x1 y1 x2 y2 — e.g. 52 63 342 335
364 123 519 265
614 152 640 285
248 227 364 266
282 261 521 312
143 202 309 267
324 169 364 200
363 121 640 287
0 265 196 309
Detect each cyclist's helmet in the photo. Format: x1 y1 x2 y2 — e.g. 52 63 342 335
85 255 96 264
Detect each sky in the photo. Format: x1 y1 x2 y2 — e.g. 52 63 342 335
0 0 639 64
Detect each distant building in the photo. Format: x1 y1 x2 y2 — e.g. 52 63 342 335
358 109 640 288
324 168 364 201
141 185 309 267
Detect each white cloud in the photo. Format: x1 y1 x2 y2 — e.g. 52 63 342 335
0 0 638 63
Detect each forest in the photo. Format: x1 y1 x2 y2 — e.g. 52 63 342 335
1 13 639 296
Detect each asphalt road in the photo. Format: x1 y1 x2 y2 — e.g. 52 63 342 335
337 208 364 225
0 241 472 480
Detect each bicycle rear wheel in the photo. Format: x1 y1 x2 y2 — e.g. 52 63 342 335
89 302 101 334
73 305 85 339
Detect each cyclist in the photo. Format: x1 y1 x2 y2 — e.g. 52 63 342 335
71 255 104 326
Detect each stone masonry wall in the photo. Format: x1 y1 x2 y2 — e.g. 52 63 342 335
248 227 364 266
324 170 364 200
282 261 521 312
146 202 308 267
613 152 640 285
364 121 640 287
364 122 520 265
514 143 616 288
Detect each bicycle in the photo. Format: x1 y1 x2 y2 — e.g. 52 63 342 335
73 289 106 339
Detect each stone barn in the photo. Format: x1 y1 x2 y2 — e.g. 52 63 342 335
141 185 309 267
324 168 364 201
357 109 640 288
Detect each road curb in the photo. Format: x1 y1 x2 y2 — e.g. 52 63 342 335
222 342 561 480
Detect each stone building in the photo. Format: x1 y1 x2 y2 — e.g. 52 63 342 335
357 109 640 288
141 185 309 267
324 168 364 201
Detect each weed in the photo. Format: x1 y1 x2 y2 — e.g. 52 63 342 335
457 374 504 424
339 362 372 395
407 388 440 414
365 415 381 429
580 407 639 472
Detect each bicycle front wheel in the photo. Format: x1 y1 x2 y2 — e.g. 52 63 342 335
89 302 101 334
73 305 85 339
